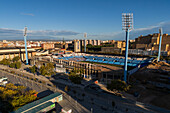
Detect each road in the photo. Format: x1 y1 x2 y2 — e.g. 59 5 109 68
0 70 48 92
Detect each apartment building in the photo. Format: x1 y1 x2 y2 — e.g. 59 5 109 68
133 33 170 51
41 43 54 50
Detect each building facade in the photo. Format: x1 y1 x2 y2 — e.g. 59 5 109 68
41 43 54 50
0 48 36 61
133 33 170 52
73 39 101 52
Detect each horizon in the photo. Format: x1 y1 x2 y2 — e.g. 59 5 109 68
0 32 168 41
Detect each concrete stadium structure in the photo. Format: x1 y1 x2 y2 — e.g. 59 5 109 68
0 47 37 61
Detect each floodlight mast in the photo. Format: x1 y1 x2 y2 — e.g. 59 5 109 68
24 26 29 65
122 13 133 83
157 28 163 62
84 33 87 52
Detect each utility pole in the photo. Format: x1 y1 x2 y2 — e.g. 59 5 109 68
122 13 133 83
24 26 28 65
157 28 163 62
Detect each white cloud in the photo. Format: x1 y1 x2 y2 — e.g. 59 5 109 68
0 21 170 40
0 28 80 40
96 21 170 40
21 13 34 16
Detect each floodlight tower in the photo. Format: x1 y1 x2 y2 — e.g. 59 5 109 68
122 13 133 83
157 28 163 62
24 26 28 65
84 32 87 52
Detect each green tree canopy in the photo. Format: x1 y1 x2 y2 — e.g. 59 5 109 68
0 83 37 112
40 63 55 76
29 65 37 74
15 62 21 69
9 63 16 68
12 56 20 62
68 69 83 84
107 79 130 91
0 58 10 65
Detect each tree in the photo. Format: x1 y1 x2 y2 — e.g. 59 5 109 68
17 86 26 95
107 79 130 92
12 56 20 62
40 65 47 76
45 63 55 76
6 83 18 90
65 85 69 92
29 65 37 74
0 83 37 112
9 63 15 68
86 44 93 48
69 71 82 84
40 63 55 76
15 62 21 69
68 69 83 84
0 58 10 65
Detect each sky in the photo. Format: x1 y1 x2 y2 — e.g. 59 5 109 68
0 0 170 40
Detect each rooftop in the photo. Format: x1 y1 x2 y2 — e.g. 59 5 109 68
14 92 61 113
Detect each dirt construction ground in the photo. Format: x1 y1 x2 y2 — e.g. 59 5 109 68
128 61 170 110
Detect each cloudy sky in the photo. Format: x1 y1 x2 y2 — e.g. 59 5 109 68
0 0 170 40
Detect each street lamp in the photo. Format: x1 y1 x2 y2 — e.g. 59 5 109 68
122 13 133 83
157 28 163 62
24 26 29 65
84 32 87 52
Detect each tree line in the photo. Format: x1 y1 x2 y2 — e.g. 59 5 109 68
0 56 21 69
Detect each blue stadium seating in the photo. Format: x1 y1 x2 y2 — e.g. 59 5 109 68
57 55 152 67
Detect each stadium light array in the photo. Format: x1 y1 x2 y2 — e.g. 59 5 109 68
122 13 133 83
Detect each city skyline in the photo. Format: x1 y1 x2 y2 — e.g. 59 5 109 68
0 0 170 40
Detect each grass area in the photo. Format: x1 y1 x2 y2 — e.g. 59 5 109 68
81 61 135 70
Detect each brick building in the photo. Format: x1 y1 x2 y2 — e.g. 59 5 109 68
41 43 54 50
133 33 170 52
114 41 126 49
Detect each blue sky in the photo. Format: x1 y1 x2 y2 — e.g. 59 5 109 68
0 0 170 40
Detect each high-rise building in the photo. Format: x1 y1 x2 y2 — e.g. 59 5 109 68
73 40 81 52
